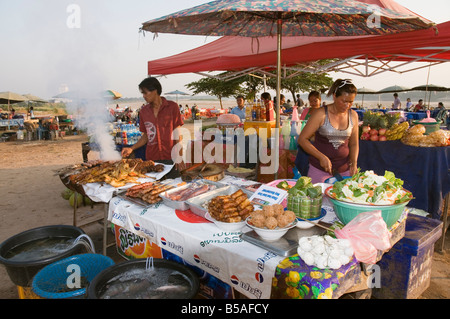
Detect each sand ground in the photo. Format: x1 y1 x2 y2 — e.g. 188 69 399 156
0 119 449 299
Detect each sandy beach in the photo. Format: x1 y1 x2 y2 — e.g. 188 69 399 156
0 118 449 299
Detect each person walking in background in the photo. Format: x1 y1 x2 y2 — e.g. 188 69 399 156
392 93 401 110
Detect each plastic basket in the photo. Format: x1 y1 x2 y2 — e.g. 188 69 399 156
32 254 114 299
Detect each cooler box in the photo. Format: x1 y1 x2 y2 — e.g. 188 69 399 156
373 214 443 299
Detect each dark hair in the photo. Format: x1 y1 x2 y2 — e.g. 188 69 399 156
308 90 321 100
261 92 271 100
327 79 357 97
139 77 162 95
236 95 245 100
393 93 398 97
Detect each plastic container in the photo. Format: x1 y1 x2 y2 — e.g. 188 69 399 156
372 214 443 299
0 225 87 299
325 187 409 228
412 120 442 135
32 254 115 299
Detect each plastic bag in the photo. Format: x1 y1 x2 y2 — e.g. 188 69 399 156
334 210 392 264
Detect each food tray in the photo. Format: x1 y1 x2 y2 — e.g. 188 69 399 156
240 227 326 257
186 185 253 221
159 180 226 211
117 190 153 208
116 180 179 208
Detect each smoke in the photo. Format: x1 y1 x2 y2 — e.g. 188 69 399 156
46 1 121 161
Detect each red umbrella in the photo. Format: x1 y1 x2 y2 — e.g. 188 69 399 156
141 0 435 176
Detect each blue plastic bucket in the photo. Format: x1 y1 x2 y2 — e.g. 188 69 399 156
32 254 115 299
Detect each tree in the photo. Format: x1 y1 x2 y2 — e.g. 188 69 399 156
266 70 333 102
185 72 244 109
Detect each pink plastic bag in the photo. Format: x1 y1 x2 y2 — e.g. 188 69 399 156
335 210 392 264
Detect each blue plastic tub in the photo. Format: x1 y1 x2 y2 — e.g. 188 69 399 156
32 254 115 299
373 214 443 299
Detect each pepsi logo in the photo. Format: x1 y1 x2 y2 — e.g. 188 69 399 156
255 272 264 283
193 254 200 264
230 275 239 286
134 223 140 231
160 237 167 245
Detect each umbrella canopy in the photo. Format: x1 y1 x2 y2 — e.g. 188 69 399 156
377 85 411 93
410 84 450 92
142 0 433 37
165 90 189 103
165 90 189 95
23 94 48 103
53 90 122 100
0 91 28 105
104 90 122 100
357 87 377 94
141 0 435 177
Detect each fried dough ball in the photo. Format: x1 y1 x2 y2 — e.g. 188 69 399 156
262 205 275 218
272 204 284 216
277 210 296 227
250 213 266 228
265 216 278 229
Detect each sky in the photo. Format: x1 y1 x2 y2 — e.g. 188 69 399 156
0 0 449 100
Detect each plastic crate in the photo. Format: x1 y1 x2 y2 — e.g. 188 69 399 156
372 214 443 299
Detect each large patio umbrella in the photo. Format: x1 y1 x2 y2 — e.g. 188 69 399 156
165 90 190 104
410 84 450 109
0 91 28 109
23 94 47 103
141 0 434 177
377 85 411 93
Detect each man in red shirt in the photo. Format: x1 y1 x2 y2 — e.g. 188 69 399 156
121 77 184 174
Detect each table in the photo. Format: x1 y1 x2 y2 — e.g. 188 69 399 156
107 180 411 300
405 112 427 121
358 140 450 220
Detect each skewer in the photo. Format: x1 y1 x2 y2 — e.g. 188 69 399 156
296 216 335 232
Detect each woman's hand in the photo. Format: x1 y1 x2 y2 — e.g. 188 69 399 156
349 162 358 176
121 147 133 158
319 155 332 175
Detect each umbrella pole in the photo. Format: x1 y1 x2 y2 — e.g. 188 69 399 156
274 18 282 180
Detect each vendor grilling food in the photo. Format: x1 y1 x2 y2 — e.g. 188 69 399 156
121 77 184 178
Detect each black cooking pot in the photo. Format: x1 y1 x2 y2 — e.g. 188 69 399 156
88 258 200 299
0 225 86 287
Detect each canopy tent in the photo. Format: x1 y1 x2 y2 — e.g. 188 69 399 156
147 21 450 80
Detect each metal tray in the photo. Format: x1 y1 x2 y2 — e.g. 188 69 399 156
159 180 226 211
116 179 180 208
117 190 153 208
240 227 327 257
186 185 253 221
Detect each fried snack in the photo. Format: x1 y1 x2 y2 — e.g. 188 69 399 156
249 205 296 229
262 205 275 218
208 190 254 223
125 182 173 204
265 217 278 229
70 159 165 187
277 210 296 228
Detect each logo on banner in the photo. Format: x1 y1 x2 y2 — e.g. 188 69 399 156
160 237 184 255
229 275 263 299
134 223 141 231
255 273 264 283
193 254 220 274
